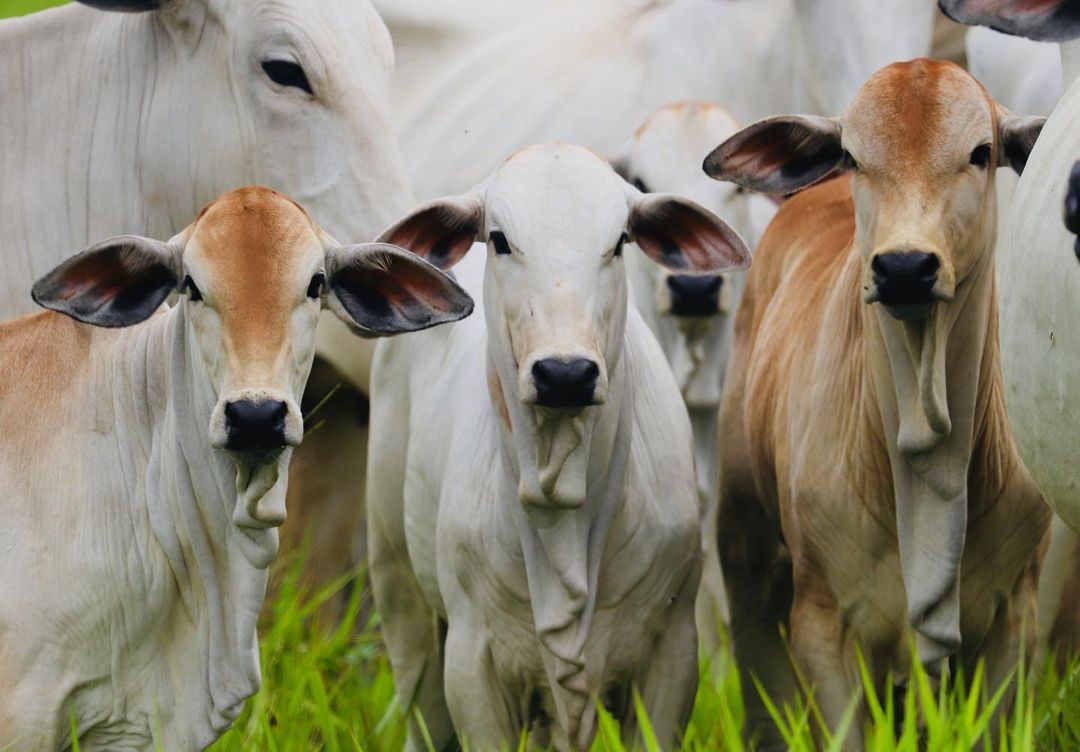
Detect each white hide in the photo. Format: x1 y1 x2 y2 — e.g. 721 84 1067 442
371 0 572 117
1000 73 1080 536
0 0 412 390
397 0 936 200
367 144 752 751
616 102 776 640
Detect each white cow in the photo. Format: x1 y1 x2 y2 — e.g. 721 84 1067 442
0 187 471 751
612 101 777 644
367 143 751 751
397 0 938 201
0 0 415 605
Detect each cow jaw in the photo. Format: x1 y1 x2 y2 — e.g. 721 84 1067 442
519 408 593 510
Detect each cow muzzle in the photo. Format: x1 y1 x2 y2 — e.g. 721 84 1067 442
866 250 947 320
665 274 724 318
211 390 302 460
520 354 607 409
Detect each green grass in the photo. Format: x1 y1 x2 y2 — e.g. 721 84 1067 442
204 555 1080 751
0 0 67 18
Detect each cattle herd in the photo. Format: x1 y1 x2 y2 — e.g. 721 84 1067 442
0 0 1078 750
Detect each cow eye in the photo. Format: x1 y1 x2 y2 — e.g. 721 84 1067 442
632 177 650 193
841 150 860 172
734 186 747 195
613 232 628 258
307 272 326 299
261 60 313 95
969 144 992 168
183 275 203 302
490 231 512 256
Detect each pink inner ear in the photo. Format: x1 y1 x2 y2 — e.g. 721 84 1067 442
54 249 129 303
631 200 748 274
382 205 477 270
725 126 803 181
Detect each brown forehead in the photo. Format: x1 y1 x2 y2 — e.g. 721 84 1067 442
190 187 319 279
845 59 994 157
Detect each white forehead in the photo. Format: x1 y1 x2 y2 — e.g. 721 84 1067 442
629 103 742 209
632 104 740 172
486 143 629 250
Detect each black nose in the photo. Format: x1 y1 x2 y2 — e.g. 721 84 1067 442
667 274 723 317
532 358 599 408
1065 161 1080 262
225 399 288 452
871 251 940 306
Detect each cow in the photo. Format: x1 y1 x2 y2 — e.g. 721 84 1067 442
0 0 416 609
940 0 1080 664
612 101 777 647
366 143 751 751
704 59 1050 748
0 187 472 751
395 0 938 201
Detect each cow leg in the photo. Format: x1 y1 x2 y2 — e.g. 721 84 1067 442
789 593 862 751
1037 515 1080 668
367 358 454 752
442 613 518 751
691 407 729 655
976 557 1041 730
629 585 700 749
369 516 453 750
718 489 795 751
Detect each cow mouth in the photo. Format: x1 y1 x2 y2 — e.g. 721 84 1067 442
882 301 935 321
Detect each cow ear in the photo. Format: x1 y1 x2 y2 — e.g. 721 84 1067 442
76 0 166 11
31 236 179 327
376 195 484 271
939 0 1080 42
628 193 752 274
703 115 844 195
999 113 1047 176
325 243 474 337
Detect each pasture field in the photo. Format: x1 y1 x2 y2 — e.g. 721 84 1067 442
207 555 1080 752
6 2 1080 751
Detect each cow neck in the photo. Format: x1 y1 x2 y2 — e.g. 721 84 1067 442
859 242 997 678
491 343 633 749
0 5 235 321
136 305 285 744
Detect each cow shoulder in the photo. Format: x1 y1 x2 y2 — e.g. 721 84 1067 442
0 311 94 440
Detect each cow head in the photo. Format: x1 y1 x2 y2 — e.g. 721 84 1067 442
705 59 1045 322
74 0 412 243
32 187 471 526
939 0 1080 42
381 143 749 507
611 102 776 407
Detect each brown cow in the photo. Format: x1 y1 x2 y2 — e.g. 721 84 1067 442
704 59 1050 748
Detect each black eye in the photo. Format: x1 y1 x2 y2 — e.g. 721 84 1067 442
632 177 650 193
734 186 747 195
261 60 313 95
183 275 203 302
490 231 512 256
613 232 628 258
970 144 992 168
842 150 859 172
307 272 326 299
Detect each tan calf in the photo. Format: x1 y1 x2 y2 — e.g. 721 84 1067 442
704 60 1050 748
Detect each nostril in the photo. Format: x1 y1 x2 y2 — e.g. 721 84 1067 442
872 252 940 307
916 253 940 277
531 358 600 408
667 274 723 317
224 399 289 452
